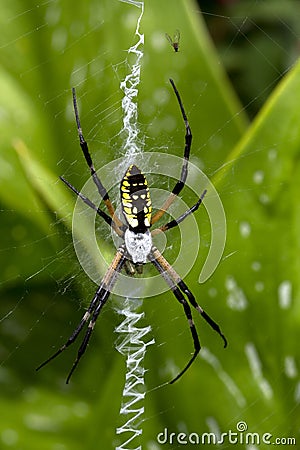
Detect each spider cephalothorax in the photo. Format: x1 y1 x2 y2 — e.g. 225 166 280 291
37 79 227 384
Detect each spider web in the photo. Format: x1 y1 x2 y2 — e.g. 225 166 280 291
0 0 299 449
113 2 156 449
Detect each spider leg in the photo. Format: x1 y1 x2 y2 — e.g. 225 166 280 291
149 247 227 383
36 286 102 372
65 248 126 383
152 189 207 235
151 79 192 225
65 288 110 383
149 250 200 383
72 88 123 228
151 246 227 347
36 247 126 382
177 279 227 348
60 176 125 237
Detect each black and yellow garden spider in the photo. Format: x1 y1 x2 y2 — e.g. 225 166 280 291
37 79 227 384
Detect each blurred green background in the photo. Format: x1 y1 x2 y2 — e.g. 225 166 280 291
1 0 300 448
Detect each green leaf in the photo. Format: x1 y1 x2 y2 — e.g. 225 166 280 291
1 0 299 449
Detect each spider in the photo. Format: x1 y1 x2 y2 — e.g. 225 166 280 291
36 79 227 384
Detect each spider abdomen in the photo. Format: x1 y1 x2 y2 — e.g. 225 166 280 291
120 165 152 232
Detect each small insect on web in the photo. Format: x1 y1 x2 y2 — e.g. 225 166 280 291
36 79 227 384
165 29 180 52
